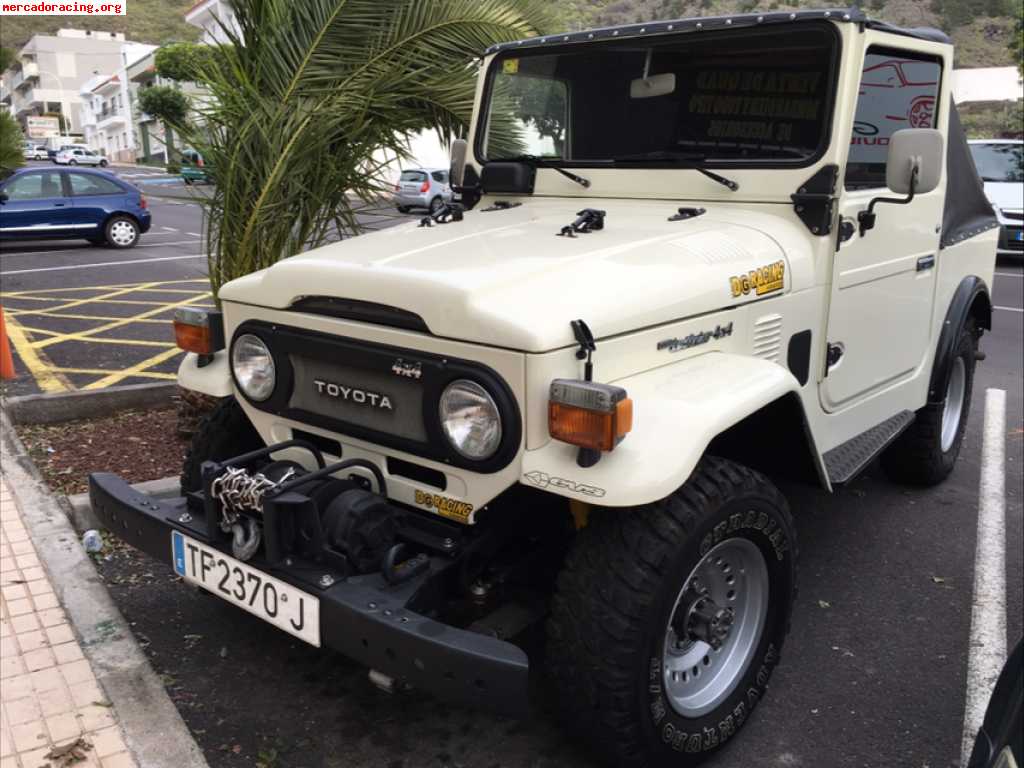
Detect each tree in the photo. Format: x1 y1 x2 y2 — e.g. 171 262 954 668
155 42 220 82
138 85 191 160
182 0 556 297
0 111 25 175
0 46 15 72
1011 16 1023 79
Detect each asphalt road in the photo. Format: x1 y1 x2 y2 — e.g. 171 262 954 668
0 163 408 395
92 256 1023 768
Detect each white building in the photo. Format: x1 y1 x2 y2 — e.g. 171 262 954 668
952 66 1023 104
185 0 242 44
0 30 149 136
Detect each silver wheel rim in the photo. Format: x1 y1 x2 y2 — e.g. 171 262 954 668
662 537 769 718
941 356 966 453
109 220 137 246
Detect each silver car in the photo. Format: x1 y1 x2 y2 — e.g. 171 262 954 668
393 168 452 214
55 148 108 167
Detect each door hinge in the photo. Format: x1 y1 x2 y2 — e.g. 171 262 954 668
791 164 839 236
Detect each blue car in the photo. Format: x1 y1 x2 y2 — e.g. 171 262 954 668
0 167 151 248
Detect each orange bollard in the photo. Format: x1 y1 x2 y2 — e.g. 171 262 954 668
0 305 16 380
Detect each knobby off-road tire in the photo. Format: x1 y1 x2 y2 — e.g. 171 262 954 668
180 396 262 494
546 457 797 768
881 326 977 486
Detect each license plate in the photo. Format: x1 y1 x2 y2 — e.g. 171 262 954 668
171 531 320 647
1015 231 1023 242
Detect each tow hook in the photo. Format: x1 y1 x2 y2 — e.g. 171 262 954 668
230 517 261 561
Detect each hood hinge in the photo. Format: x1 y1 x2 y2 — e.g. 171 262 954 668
791 164 839 236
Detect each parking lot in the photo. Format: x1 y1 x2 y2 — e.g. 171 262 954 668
0 163 408 396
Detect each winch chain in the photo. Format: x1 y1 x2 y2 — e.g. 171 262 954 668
210 466 296 531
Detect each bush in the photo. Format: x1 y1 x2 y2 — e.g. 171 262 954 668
155 42 220 82
0 111 24 175
166 162 182 174
138 85 190 126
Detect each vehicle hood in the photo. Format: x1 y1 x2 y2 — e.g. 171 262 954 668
219 199 810 351
982 181 1023 212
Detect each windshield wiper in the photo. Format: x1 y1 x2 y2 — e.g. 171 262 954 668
501 155 591 188
613 151 740 192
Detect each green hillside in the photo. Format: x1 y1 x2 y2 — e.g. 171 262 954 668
0 0 199 50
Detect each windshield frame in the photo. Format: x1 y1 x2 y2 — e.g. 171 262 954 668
474 20 843 171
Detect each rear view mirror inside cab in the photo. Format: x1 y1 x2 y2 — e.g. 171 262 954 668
630 72 676 99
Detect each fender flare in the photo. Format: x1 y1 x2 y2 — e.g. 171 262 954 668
520 352 823 508
928 276 991 404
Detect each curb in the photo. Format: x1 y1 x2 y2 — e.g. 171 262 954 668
65 475 181 532
4 382 177 425
0 411 209 768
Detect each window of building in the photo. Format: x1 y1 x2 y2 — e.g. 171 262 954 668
845 47 943 189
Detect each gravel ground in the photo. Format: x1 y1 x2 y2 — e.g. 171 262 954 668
16 408 188 495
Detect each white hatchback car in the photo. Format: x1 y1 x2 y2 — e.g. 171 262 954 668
969 139 1023 258
55 148 109 168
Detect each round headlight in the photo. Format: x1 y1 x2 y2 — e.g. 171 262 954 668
232 333 276 402
439 379 502 460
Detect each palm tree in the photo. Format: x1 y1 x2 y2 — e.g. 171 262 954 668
186 0 556 297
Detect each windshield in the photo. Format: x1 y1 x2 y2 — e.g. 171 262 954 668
480 24 837 166
970 143 1024 183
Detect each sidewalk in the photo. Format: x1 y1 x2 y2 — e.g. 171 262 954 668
0 479 136 768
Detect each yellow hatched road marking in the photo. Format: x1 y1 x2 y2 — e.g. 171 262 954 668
3 314 72 392
21 282 165 315
84 347 184 389
14 327 176 347
33 293 210 349
6 296 211 308
51 366 177 380
1 310 171 324
0 277 210 297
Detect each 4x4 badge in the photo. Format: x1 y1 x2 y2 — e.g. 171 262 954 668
391 359 422 380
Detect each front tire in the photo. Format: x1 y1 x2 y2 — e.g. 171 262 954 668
881 325 977 485
69 159 78 165
105 215 140 248
180 397 263 494
546 457 797 767
99 159 108 167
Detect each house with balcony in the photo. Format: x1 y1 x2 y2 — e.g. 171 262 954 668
184 0 242 44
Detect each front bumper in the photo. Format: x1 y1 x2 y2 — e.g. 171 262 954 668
88 472 530 715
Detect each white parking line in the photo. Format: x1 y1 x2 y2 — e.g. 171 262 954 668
162 227 179 232
994 305 1023 313
187 232 202 237
960 388 1007 766
0 240 201 258
994 271 1022 278
0 253 207 275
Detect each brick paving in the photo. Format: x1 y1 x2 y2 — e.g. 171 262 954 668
0 478 137 768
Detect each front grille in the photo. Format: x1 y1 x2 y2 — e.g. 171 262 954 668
999 226 1023 251
233 321 522 474
289 354 427 442
1002 210 1023 222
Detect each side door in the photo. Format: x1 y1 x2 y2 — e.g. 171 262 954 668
821 45 946 412
67 172 126 236
0 171 76 239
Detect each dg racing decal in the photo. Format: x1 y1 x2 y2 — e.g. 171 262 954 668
414 490 473 522
730 260 785 298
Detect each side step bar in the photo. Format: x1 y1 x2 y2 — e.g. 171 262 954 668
824 410 915 486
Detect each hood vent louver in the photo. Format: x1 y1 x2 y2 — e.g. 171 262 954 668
290 297 431 334
753 314 784 362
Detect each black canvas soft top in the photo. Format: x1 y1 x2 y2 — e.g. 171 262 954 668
942 104 999 248
484 8 951 55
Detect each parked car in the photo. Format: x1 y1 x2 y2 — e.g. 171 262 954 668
969 139 1023 258
180 148 214 185
967 638 1022 768
47 143 91 162
55 147 109 167
392 168 452 213
89 10 999 767
21 142 48 160
0 167 150 248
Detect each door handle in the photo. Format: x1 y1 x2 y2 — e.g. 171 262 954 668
53 202 66 207
916 254 935 271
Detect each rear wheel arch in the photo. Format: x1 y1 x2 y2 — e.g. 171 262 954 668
929 276 990 404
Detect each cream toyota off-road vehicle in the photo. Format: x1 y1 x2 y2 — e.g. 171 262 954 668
89 8 999 766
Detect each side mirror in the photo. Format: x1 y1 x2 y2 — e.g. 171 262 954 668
886 128 943 195
449 138 468 189
859 128 944 236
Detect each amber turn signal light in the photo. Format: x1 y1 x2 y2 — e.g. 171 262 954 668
548 379 633 452
173 308 225 355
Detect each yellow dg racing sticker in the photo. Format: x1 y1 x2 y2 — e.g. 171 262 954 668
502 58 520 74
730 260 785 298
414 490 474 523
